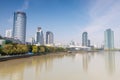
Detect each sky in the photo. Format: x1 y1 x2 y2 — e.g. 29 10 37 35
0 0 120 48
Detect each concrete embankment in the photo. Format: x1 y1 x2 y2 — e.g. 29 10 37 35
0 54 36 62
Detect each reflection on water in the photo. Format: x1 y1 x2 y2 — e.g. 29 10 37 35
82 53 91 72
105 52 115 75
0 52 120 80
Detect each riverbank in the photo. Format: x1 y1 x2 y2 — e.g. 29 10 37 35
0 52 68 62
0 54 35 62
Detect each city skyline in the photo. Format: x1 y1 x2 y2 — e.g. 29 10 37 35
0 0 120 47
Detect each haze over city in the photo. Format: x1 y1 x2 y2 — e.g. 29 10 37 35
0 0 120 48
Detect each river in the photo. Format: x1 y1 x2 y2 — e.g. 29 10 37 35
0 51 120 80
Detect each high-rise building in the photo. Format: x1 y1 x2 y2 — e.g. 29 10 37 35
0 35 2 39
88 40 91 47
13 11 26 43
82 32 88 47
29 37 35 45
104 29 114 50
70 40 75 45
5 29 12 38
36 27 44 45
46 31 54 45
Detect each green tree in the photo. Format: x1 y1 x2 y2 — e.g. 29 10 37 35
44 46 53 53
0 35 3 39
12 47 17 55
38 46 45 53
55 47 66 52
5 40 13 44
27 45 32 52
32 46 38 54
2 44 13 55
2 44 29 55
16 44 28 54
22 45 29 53
0 47 2 54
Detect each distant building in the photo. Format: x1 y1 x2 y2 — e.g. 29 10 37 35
0 35 3 39
46 31 54 45
29 37 35 45
13 11 26 44
104 29 114 50
82 32 88 47
69 40 75 46
4 37 22 44
35 27 44 45
0 39 5 46
5 29 12 38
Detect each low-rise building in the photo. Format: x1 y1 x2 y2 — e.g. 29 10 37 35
0 39 5 46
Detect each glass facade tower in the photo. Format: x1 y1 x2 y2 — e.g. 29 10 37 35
82 32 88 47
36 27 44 45
104 29 114 50
13 12 26 43
46 31 54 45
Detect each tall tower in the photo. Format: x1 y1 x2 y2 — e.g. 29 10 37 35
82 32 88 47
13 12 26 43
104 29 114 50
36 27 44 45
46 31 54 45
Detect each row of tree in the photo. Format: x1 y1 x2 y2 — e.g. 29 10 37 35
0 44 66 55
31 45 66 54
0 44 28 55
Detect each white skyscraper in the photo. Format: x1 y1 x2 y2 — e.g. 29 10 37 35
5 29 12 38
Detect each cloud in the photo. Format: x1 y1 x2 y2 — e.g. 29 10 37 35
18 0 30 11
82 0 120 48
6 0 30 35
9 0 30 22
22 0 29 10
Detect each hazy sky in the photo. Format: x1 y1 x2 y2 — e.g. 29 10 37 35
0 0 120 47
